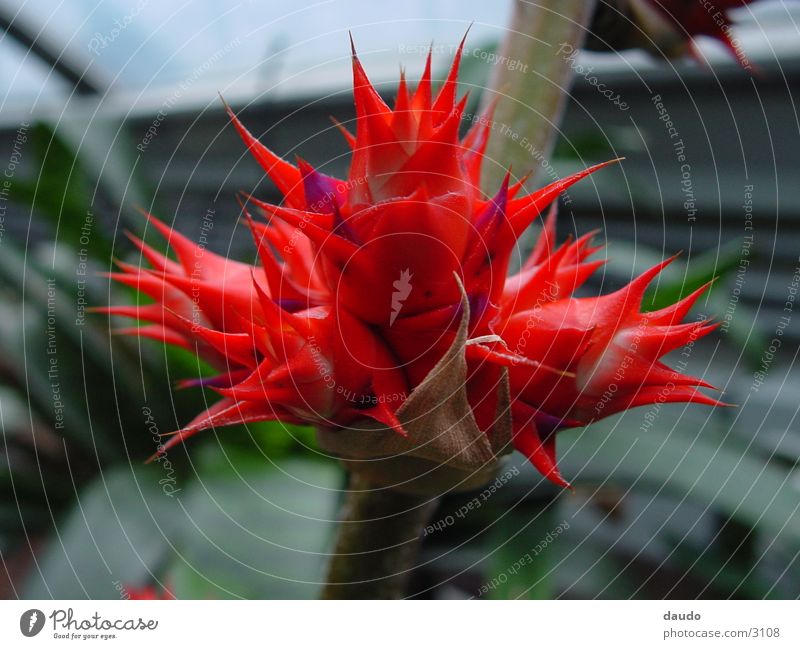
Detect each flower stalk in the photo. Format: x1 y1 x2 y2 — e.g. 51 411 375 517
321 472 439 599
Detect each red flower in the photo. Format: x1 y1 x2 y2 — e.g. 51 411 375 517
105 37 722 487
633 0 755 68
124 584 175 600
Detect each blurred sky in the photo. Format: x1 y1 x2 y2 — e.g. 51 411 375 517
1 0 799 117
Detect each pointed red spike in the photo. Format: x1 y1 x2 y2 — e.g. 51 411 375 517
431 30 469 118
648 280 715 326
462 114 497 191
627 386 727 410
139 212 199 274
89 304 160 320
465 343 574 378
249 270 311 339
391 68 415 140
148 399 285 461
361 400 408 437
350 35 392 119
394 68 410 112
169 311 258 367
462 96 497 153
176 369 251 391
265 348 327 384
238 199 285 292
223 99 305 208
511 411 570 488
412 45 433 112
556 259 606 295
330 116 356 149
392 94 470 188
644 360 718 391
114 325 190 350
619 254 681 311
507 171 533 200
102 268 177 302
508 159 623 238
523 202 558 270
245 195 358 263
124 230 183 274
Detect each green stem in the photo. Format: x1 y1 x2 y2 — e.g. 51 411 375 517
482 0 597 192
321 472 439 599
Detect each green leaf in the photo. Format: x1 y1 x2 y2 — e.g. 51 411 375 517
643 239 743 312
24 458 341 599
559 411 800 548
485 501 561 599
23 464 182 598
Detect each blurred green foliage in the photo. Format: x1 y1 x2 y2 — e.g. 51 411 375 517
0 122 327 598
1 104 796 600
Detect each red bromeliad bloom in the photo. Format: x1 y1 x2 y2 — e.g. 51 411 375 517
105 37 722 487
633 0 756 68
124 584 175 600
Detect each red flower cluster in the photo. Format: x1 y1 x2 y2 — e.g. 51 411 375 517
105 37 721 486
635 0 755 68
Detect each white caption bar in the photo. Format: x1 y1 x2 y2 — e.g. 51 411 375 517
0 600 797 647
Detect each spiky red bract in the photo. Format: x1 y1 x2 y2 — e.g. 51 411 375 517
107 36 721 486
